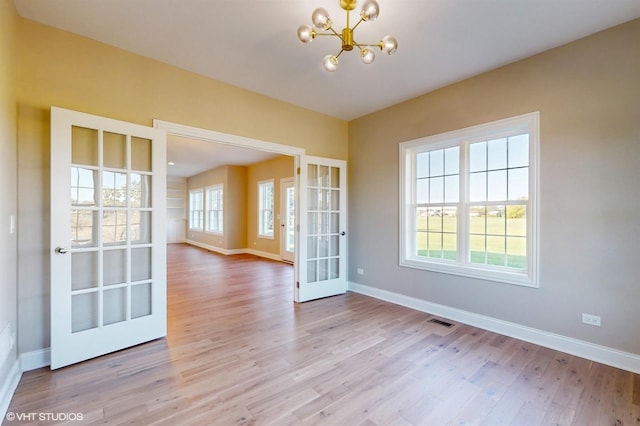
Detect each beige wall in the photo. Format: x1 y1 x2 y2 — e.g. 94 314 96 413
348 19 640 355
0 0 18 384
186 154 295 258
15 18 347 354
187 165 247 251
246 156 296 256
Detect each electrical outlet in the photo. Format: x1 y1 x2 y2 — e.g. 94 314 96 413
357 268 364 275
582 313 601 327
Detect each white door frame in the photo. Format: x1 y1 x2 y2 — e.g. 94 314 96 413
279 177 295 263
153 120 306 291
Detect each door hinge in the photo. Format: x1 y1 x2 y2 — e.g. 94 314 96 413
297 167 300 175
296 281 300 289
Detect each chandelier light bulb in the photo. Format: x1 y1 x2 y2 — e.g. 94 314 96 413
297 24 315 43
361 0 380 21
322 55 338 72
360 48 375 64
380 35 398 55
312 8 332 30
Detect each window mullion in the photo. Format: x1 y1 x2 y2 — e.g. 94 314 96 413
458 142 469 266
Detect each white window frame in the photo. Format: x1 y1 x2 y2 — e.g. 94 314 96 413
399 112 539 287
258 179 275 239
189 188 204 231
205 184 224 235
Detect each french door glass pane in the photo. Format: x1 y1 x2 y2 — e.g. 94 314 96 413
72 292 98 333
71 210 97 248
104 249 127 285
71 167 97 206
71 126 98 166
71 251 98 290
131 247 152 282
131 137 152 172
103 287 127 325
131 283 152 319
103 132 126 169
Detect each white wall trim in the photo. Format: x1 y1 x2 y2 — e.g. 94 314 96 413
20 348 50 372
186 241 283 262
0 358 21 420
153 120 305 156
348 282 640 374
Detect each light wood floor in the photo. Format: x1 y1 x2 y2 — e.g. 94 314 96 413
6 244 640 425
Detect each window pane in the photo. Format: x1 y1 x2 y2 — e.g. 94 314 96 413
487 138 507 170
427 210 442 231
470 206 486 228
416 179 428 204
442 209 457 232
444 147 459 175
416 152 429 178
428 233 442 258
416 231 427 256
506 206 526 236
469 141 486 172
429 149 444 176
487 170 507 201
487 235 506 266
486 207 505 236
416 208 428 231
442 233 457 260
469 234 486 264
507 237 527 269
429 177 444 203
469 172 487 202
508 134 529 168
444 175 459 203
508 168 529 201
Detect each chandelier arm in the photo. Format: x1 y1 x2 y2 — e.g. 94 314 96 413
354 41 382 49
351 17 366 31
335 49 346 58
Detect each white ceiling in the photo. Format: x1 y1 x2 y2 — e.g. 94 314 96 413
14 0 640 176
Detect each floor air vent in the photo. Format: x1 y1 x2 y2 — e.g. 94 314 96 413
428 318 454 328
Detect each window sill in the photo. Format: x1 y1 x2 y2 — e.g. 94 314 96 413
400 257 538 288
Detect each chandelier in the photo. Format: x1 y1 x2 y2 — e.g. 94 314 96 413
297 0 398 72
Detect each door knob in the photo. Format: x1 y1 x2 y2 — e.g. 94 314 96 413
55 246 69 254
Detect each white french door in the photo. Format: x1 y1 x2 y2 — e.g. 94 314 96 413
279 177 295 263
295 156 347 302
50 107 167 369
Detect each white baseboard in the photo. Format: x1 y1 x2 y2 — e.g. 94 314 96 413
186 240 245 256
186 240 284 262
20 348 50 372
348 282 640 374
244 248 282 262
0 358 22 421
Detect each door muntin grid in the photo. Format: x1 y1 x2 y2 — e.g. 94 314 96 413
70 126 153 333
306 164 342 283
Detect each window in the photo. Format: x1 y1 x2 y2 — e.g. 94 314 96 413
400 112 539 287
258 180 274 238
189 189 203 230
206 184 224 234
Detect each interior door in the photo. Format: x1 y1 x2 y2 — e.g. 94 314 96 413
50 106 167 369
279 177 295 263
295 156 347 302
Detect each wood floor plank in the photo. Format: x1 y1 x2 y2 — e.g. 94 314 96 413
5 243 640 425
